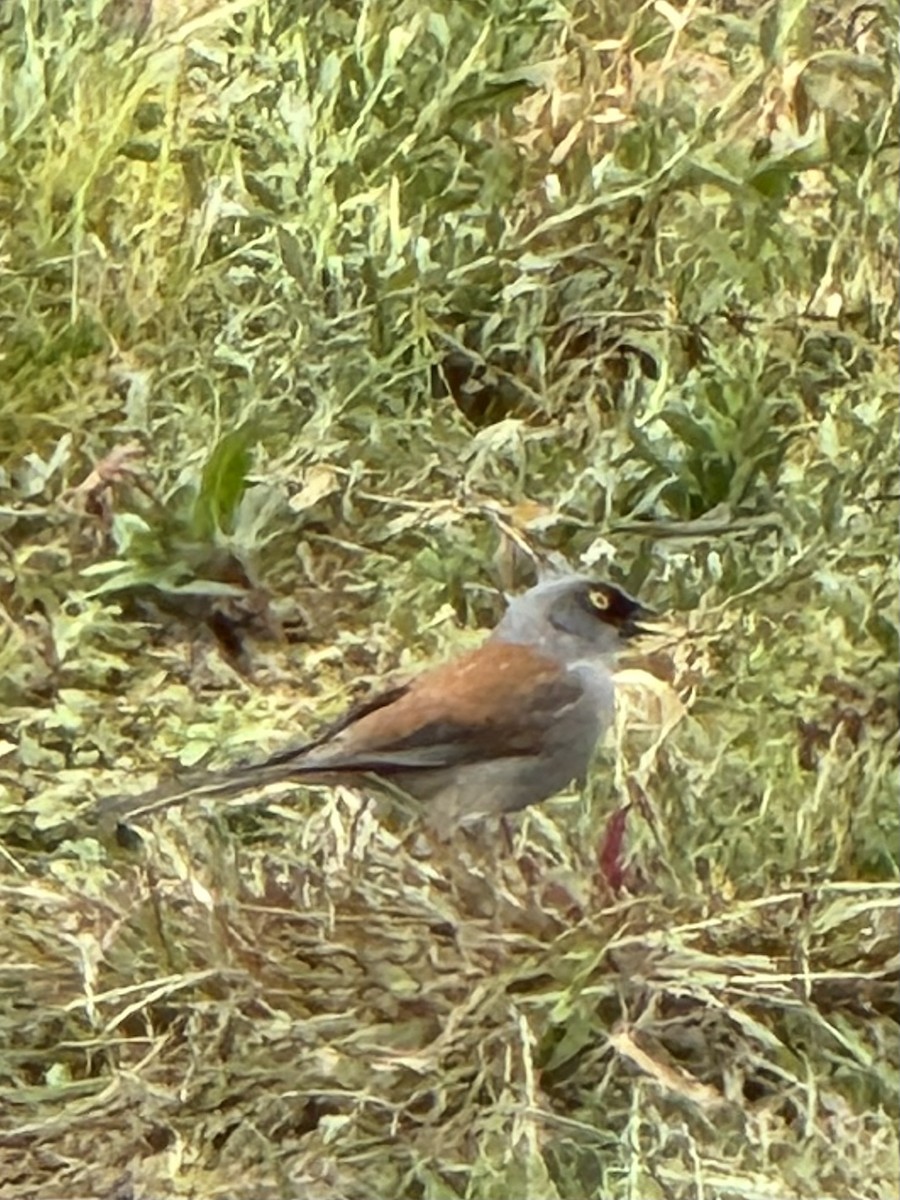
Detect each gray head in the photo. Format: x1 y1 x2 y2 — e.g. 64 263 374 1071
491 575 654 663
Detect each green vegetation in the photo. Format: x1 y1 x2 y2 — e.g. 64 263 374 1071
1 0 896 1196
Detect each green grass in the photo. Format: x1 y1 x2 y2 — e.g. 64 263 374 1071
0 1 897 1197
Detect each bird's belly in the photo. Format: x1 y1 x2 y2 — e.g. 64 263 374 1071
403 747 593 835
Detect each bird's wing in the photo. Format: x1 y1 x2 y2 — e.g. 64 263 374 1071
298 641 585 772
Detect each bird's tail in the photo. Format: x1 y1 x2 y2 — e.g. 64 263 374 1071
95 748 312 826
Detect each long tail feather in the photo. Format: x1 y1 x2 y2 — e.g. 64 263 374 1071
95 751 312 825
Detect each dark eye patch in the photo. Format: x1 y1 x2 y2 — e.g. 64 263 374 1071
583 582 640 624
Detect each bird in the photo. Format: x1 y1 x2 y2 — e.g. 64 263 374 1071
97 575 655 833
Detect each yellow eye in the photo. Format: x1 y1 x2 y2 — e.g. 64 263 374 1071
589 588 611 613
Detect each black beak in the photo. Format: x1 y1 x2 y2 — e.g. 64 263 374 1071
621 603 659 639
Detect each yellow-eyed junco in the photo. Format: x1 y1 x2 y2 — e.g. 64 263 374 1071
98 575 654 830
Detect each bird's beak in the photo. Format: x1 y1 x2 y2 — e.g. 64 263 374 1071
622 603 661 639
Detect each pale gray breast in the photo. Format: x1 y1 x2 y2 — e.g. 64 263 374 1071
536 658 615 785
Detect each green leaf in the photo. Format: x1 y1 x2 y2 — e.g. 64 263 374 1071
192 426 256 540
